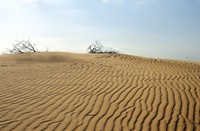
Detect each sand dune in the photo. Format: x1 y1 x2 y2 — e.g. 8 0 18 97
0 52 200 131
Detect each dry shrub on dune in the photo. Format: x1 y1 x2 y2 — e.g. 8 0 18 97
8 39 37 54
87 41 118 54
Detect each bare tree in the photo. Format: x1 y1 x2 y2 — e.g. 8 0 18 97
8 39 37 54
87 40 103 53
87 41 118 54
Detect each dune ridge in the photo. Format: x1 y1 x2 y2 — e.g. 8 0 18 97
0 52 200 131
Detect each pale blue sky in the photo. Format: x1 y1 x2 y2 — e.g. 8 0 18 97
0 0 199 61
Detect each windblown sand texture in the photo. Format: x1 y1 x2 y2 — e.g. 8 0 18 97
0 52 200 131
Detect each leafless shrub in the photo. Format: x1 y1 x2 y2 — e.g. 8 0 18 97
87 41 103 53
87 41 118 54
8 39 37 54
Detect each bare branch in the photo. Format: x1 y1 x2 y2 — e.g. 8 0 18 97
8 40 38 54
87 41 118 54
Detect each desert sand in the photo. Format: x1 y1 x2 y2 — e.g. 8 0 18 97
0 52 200 131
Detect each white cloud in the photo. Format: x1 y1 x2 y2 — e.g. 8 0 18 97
135 0 148 4
23 0 40 3
102 0 123 3
102 0 150 4
22 0 61 4
59 9 81 14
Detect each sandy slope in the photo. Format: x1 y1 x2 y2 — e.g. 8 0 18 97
0 52 200 131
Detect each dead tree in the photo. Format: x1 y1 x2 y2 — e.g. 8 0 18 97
87 41 118 54
8 40 37 54
87 41 103 53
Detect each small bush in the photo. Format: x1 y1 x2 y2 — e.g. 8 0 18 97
87 41 118 54
8 39 37 54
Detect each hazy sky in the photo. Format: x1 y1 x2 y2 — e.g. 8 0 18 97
0 0 199 61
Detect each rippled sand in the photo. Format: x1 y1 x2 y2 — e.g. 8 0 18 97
0 52 200 131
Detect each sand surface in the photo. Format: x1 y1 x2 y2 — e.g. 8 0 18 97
0 52 200 131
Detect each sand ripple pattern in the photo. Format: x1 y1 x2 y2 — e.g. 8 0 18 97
0 54 200 131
